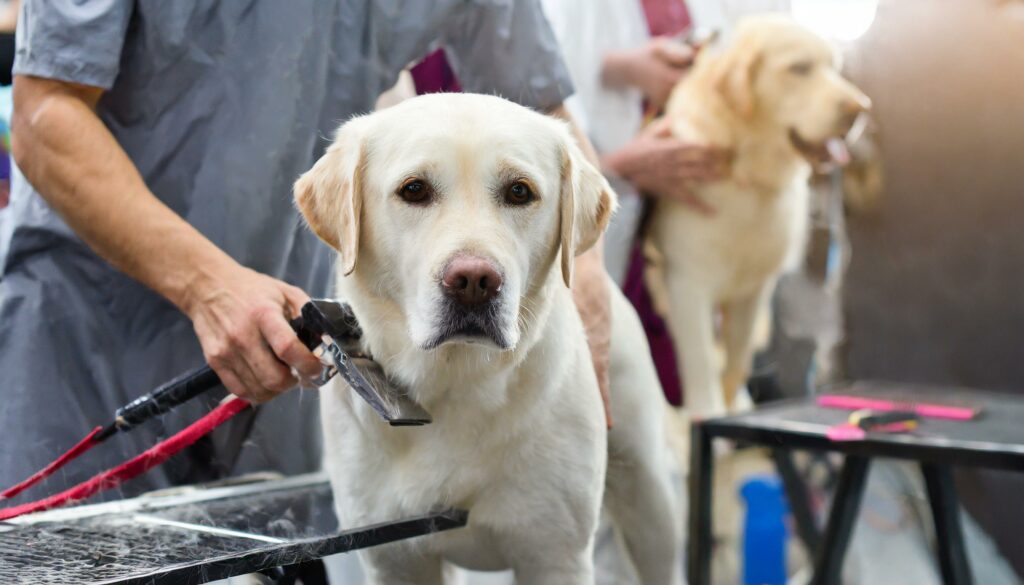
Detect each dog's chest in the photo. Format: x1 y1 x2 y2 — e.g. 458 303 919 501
323 383 521 503
654 179 810 299
320 346 601 521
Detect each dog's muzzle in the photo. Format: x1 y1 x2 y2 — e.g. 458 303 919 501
424 255 510 349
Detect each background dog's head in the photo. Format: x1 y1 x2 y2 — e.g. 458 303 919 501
294 94 614 353
707 15 872 164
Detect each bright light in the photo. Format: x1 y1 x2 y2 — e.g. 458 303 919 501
791 0 879 42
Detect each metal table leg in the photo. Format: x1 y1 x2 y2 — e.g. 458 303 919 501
773 448 821 555
810 456 871 585
922 463 973 585
687 421 714 585
264 558 330 585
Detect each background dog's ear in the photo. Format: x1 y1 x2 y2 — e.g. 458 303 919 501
294 118 368 275
712 32 763 119
559 134 617 287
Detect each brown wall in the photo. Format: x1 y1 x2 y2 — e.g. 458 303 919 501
841 0 1024 574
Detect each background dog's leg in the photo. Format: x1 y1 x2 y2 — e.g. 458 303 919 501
720 287 773 410
665 279 725 418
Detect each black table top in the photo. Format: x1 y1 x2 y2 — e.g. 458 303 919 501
699 381 1024 471
0 473 467 585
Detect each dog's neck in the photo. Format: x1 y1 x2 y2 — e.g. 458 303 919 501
730 121 810 193
335 267 564 417
673 85 810 194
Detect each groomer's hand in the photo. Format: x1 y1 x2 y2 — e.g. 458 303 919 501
603 118 730 214
603 37 696 112
184 262 323 403
548 104 614 427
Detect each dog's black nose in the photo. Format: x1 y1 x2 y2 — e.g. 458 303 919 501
442 256 503 306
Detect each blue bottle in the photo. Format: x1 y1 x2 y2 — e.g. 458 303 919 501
740 474 789 585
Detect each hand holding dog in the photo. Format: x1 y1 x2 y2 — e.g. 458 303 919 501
603 37 696 111
604 118 730 213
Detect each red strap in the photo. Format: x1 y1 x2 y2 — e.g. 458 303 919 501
1 426 104 500
0 398 250 521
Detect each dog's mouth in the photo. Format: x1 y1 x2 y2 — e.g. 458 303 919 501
422 302 511 350
788 128 851 170
789 113 868 171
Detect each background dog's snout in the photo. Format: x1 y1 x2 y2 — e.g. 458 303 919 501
839 93 872 127
442 256 503 306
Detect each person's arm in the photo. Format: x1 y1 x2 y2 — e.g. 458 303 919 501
549 104 613 423
602 37 696 112
11 75 321 402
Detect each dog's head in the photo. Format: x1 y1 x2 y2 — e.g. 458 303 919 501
295 94 614 353
710 16 872 164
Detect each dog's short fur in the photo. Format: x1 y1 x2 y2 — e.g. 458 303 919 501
646 16 871 417
295 93 682 584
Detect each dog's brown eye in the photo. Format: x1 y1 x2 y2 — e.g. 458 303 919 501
398 179 432 204
789 61 814 76
504 181 535 206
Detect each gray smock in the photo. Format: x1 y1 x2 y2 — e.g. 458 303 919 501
0 0 572 501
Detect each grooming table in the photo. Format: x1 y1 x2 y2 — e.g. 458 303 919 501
688 381 1024 585
0 473 467 584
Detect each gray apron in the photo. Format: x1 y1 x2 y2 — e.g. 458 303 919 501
0 0 571 500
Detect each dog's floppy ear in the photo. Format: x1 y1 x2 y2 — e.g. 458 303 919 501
559 133 617 287
711 31 763 119
294 117 368 275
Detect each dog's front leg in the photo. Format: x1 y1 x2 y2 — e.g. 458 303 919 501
359 546 445 585
512 551 594 585
720 285 773 409
665 279 725 418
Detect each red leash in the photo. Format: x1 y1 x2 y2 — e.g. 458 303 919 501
1 426 106 501
0 397 249 521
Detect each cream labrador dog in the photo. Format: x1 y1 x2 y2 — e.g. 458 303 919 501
646 16 871 417
295 93 682 585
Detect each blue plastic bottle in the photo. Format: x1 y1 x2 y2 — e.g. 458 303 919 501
740 474 789 585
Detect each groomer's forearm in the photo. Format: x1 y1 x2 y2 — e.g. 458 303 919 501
549 104 612 419
600 51 634 92
548 104 609 292
549 105 608 280
550 104 601 171
11 76 234 314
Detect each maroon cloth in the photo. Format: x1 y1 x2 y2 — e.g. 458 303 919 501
410 49 462 94
623 242 684 406
641 0 693 37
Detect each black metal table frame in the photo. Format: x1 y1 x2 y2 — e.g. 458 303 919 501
685 419 1022 585
0 472 470 585
136 509 470 585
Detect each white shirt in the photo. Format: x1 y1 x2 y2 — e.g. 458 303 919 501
541 0 649 155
